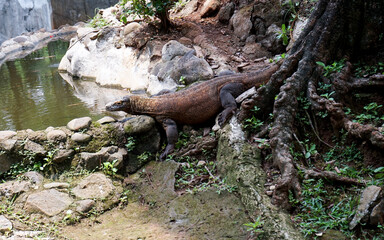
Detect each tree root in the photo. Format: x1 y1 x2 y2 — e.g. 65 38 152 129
236 0 382 209
302 168 366 186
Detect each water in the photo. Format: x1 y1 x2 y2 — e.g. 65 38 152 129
0 41 107 131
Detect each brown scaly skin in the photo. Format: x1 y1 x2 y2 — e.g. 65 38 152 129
106 64 279 159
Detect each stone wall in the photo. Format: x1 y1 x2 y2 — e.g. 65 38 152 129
50 0 119 28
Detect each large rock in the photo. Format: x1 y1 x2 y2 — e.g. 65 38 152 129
349 185 382 229
0 180 31 198
218 2 235 23
216 117 303 239
162 40 193 62
67 117 92 131
71 133 92 143
229 6 253 41
123 116 156 135
155 49 213 84
24 189 73 216
53 149 75 163
47 129 67 142
200 0 220 18
0 139 17 151
0 215 12 233
260 24 285 54
0 152 15 175
0 131 16 140
23 140 46 156
78 146 127 170
72 173 115 199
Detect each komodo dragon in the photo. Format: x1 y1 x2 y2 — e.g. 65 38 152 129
106 64 279 160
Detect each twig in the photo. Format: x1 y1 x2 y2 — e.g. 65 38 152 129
305 110 334 148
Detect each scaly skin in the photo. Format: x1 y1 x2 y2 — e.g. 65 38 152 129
106 64 279 159
106 64 279 124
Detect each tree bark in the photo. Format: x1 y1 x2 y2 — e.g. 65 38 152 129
239 0 384 209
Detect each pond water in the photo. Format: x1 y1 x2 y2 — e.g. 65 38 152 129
0 41 110 131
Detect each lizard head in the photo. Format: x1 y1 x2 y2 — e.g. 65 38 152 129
106 96 132 113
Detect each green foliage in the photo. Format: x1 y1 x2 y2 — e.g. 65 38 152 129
244 106 264 132
244 216 264 238
89 12 109 28
138 151 151 163
277 24 291 46
316 59 345 77
354 102 384 124
119 0 174 29
102 159 119 176
354 62 384 77
125 136 136 152
293 179 357 237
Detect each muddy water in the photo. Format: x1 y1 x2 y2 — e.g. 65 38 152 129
0 41 108 131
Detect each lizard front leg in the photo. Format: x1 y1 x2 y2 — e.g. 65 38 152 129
217 83 245 126
159 118 178 161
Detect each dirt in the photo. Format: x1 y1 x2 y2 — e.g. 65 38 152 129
62 203 189 240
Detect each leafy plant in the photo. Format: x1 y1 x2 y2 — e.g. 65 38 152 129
316 59 345 77
244 216 264 237
354 102 384 124
244 106 264 132
277 24 291 46
294 179 357 237
354 62 384 77
119 0 174 30
125 136 136 152
102 159 119 176
89 12 109 28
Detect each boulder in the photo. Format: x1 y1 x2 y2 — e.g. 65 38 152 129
0 139 17 151
218 2 235 23
0 180 31 198
0 215 12 233
229 6 253 41
76 199 95 213
0 131 16 140
23 171 44 185
71 133 92 143
24 189 73 216
260 24 285 54
162 40 193 61
200 0 220 18
78 146 127 170
72 173 115 199
156 50 213 84
53 149 75 163
97 116 116 124
24 140 46 156
123 22 143 36
67 117 92 131
370 198 384 226
123 116 156 135
349 185 381 229
47 129 67 142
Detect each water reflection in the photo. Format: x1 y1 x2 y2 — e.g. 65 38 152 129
0 41 127 131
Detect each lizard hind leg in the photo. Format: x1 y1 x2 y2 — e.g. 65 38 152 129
159 118 178 161
218 83 245 126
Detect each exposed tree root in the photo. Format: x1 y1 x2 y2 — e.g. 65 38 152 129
237 0 384 209
302 168 366 186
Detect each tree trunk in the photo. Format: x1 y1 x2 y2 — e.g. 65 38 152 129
239 0 384 209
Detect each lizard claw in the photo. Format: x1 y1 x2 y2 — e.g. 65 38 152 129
159 144 175 161
218 107 236 127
